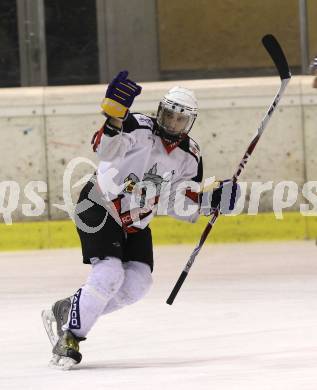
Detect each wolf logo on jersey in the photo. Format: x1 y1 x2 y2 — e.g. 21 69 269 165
123 163 175 211
123 163 174 195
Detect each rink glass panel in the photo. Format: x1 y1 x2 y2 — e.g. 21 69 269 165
0 0 20 87
44 0 99 85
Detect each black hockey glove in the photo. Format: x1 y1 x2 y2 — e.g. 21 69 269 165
200 179 241 215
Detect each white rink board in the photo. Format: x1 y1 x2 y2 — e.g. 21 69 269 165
1 241 317 390
0 76 317 221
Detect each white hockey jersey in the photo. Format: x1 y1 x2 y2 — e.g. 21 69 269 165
91 113 203 233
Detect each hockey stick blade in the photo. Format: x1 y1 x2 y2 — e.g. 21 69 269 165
262 34 291 80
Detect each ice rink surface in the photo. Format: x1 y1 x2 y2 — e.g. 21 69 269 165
1 241 317 390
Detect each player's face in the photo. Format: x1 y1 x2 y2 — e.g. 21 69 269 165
162 109 190 135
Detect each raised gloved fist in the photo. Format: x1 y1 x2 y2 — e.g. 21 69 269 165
200 179 241 215
101 70 142 120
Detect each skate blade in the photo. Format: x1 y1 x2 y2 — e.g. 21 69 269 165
41 309 58 347
49 354 77 370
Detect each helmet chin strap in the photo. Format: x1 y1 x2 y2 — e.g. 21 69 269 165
157 125 186 153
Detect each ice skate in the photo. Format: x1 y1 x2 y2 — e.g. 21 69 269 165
41 297 71 347
42 297 85 370
50 330 85 370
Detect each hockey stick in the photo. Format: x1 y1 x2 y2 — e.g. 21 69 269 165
166 34 291 305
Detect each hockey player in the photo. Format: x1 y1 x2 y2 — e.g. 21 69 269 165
42 71 240 369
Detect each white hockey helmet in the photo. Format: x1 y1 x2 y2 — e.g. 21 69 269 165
157 86 198 141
